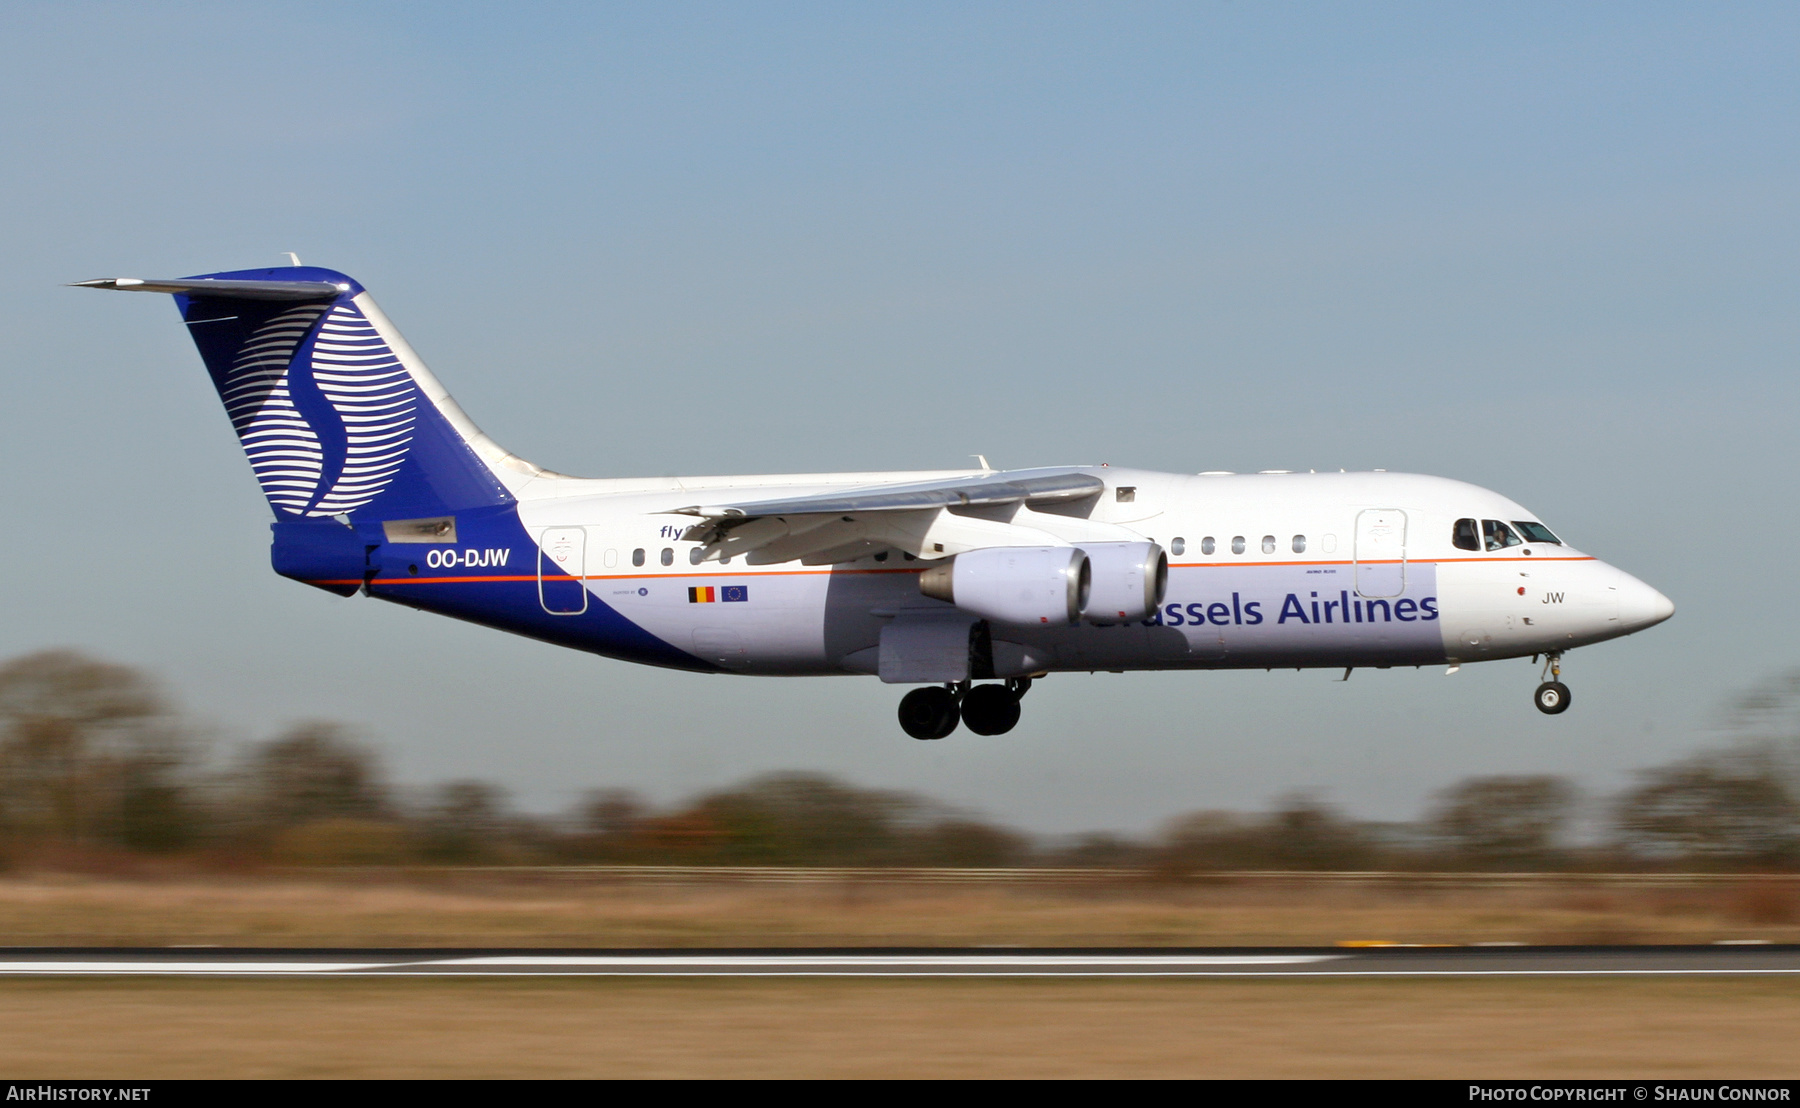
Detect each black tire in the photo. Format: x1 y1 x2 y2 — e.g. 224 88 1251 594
1534 681 1572 715
899 687 960 739
961 684 1022 736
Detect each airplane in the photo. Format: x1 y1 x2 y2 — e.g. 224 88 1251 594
77 264 1674 739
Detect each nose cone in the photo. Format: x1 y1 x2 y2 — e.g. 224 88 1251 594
1618 573 1675 632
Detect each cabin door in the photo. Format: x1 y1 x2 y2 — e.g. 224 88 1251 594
1354 509 1407 598
537 527 588 614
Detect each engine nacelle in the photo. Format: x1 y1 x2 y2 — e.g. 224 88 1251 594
1079 541 1168 623
917 546 1090 626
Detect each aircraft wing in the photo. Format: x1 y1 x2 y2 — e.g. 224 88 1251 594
666 468 1107 565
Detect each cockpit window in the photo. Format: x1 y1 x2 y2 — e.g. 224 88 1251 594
1452 518 1480 551
1511 521 1561 545
1482 520 1522 551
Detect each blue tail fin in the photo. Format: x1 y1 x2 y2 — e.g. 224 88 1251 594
163 266 518 521
77 265 559 594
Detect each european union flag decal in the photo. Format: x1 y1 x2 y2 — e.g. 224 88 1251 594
721 585 749 603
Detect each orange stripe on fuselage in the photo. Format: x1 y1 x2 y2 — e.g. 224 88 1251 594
349 553 1596 587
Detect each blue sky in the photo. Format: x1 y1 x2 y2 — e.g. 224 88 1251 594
2 3 1796 831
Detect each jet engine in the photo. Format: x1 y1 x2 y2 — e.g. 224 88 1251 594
917 546 1090 625
1078 541 1168 623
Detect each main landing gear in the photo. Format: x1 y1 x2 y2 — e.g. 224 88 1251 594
1534 652 1571 715
898 677 1032 739
898 686 959 740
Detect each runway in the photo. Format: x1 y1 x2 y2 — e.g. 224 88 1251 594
0 946 1794 976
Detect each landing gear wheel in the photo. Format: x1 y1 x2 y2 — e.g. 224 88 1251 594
1534 681 1572 715
960 684 1022 736
899 687 960 739
1533 651 1571 715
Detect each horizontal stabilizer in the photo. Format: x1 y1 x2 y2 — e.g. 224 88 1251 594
71 277 347 300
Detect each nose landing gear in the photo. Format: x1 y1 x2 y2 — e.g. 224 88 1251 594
898 677 1032 739
1534 652 1571 715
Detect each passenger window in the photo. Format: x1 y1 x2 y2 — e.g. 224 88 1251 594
1322 533 1337 553
1170 537 1185 556
1115 486 1136 503
1292 535 1306 554
1512 521 1562 545
1452 518 1480 552
688 547 704 565
1231 536 1245 555
721 554 732 565
660 547 674 566
632 548 645 567
1482 520 1522 551
603 548 618 569
1201 537 1216 555
1261 535 1276 554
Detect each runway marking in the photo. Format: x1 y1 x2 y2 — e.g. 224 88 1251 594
0 961 385 974
422 954 1342 968
357 969 1800 978
0 952 1795 977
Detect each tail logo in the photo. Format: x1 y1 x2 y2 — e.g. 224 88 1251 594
224 300 419 517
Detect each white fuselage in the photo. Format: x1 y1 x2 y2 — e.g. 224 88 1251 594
501 466 1671 677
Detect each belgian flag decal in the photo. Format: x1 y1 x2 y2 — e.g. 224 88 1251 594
688 585 749 603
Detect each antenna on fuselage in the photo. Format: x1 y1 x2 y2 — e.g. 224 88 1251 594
283 252 302 266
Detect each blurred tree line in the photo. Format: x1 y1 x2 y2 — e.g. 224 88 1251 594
1 649 1797 871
